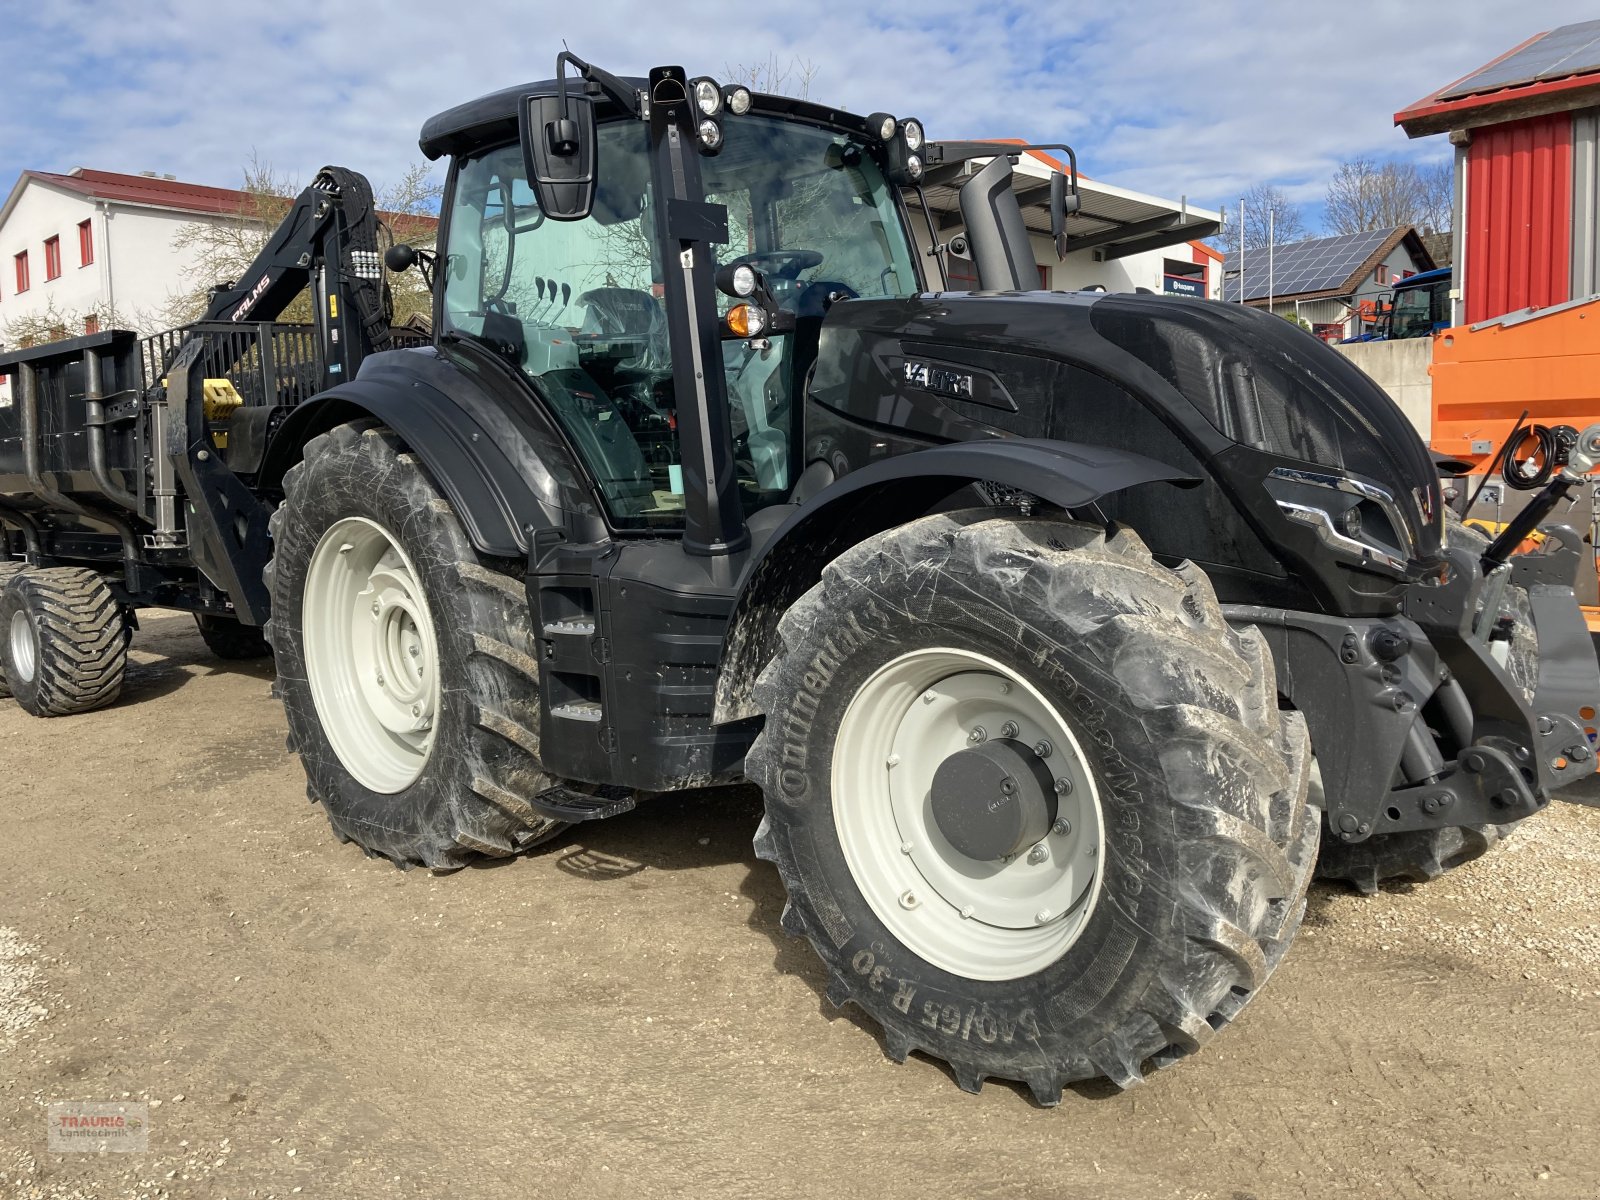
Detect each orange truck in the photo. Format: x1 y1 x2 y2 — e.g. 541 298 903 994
1430 294 1600 628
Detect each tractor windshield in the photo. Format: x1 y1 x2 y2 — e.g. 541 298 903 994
440 114 916 530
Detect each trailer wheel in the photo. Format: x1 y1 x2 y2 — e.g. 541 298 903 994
1315 511 1529 894
0 562 25 699
0 567 127 717
746 513 1319 1102
265 421 568 868
193 614 272 661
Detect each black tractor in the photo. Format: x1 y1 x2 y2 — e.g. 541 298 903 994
2 55 1596 1104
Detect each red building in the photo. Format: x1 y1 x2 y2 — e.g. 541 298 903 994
1396 19 1600 325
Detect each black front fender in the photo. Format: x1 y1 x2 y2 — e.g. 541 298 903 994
713 438 1198 723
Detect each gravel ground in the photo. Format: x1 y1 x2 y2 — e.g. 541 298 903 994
1 610 1598 1199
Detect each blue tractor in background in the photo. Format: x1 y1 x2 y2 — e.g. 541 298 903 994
1345 266 1453 342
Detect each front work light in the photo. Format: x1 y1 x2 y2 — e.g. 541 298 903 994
730 264 757 296
868 112 897 141
727 86 752 115
906 154 924 180
698 118 723 151
693 78 723 115
902 119 924 151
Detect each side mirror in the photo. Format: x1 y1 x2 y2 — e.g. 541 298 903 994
384 244 417 272
520 92 597 221
1049 171 1079 260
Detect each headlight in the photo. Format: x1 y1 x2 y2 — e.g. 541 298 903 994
731 264 757 297
727 86 752 115
694 79 723 116
905 153 923 181
868 112 897 141
698 119 723 150
902 119 924 151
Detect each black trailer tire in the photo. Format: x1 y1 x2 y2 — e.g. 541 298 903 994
265 421 568 868
0 562 25 699
746 513 1319 1102
194 614 273 661
0 567 127 717
1315 512 1529 894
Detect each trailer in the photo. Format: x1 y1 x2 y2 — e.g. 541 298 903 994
2 54 1597 1103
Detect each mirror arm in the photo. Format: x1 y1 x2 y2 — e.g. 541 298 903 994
554 49 643 119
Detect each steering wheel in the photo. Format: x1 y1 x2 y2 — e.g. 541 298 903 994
729 250 824 280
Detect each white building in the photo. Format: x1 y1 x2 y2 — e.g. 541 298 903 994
0 167 252 347
910 143 1225 299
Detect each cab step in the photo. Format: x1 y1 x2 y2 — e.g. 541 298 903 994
531 784 637 823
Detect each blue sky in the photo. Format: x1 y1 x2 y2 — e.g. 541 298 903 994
0 0 1582 231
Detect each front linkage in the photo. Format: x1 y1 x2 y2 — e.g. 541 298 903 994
1232 427 1600 846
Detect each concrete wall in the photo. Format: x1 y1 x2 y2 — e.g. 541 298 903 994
1332 337 1434 440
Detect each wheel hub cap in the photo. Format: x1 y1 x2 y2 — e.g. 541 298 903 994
930 739 1058 861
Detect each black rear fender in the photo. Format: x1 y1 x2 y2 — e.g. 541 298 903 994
713 438 1197 723
258 348 597 557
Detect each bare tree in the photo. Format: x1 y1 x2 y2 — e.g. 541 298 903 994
165 156 440 330
0 298 133 350
1324 157 1452 235
723 54 820 98
1217 183 1309 253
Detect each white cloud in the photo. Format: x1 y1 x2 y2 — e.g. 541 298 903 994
0 0 1583 227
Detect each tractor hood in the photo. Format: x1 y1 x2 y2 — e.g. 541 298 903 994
805 290 1444 617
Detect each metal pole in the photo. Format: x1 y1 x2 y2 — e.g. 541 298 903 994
1235 198 1248 302
1268 207 1274 317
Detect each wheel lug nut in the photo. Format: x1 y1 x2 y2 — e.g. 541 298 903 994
411 704 421 717
968 726 987 744
1034 909 1053 925
1027 844 1048 864
375 671 385 686
371 601 381 615
921 691 937 705
1001 721 1019 739
900 841 913 855
1034 739 1052 758
1052 817 1071 836
899 890 919 909
409 645 420 657
1054 778 1072 795
959 905 974 920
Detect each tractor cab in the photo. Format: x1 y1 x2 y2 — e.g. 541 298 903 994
419 64 930 546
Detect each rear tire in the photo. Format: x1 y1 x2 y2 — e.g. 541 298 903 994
266 421 569 868
747 513 1319 1102
1315 511 1528 894
194 613 273 660
0 567 127 717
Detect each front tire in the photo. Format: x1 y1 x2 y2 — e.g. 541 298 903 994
266 421 568 868
747 514 1319 1102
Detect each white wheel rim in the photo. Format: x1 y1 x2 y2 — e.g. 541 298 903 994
9 609 38 684
832 647 1104 981
303 517 441 793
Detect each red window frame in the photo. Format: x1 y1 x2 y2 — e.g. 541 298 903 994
78 219 94 267
14 250 29 293
44 236 62 281
1375 262 1389 285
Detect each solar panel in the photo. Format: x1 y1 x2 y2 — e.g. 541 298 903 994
1439 18 1600 100
1221 227 1396 303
